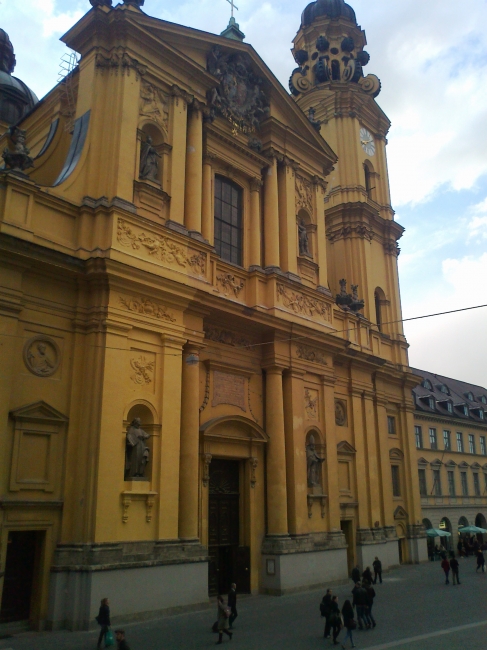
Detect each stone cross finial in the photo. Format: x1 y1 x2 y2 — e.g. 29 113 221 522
226 0 239 18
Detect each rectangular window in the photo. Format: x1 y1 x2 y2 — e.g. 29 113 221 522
415 426 423 449
443 430 451 451
447 471 456 496
418 469 427 496
456 432 464 453
387 416 396 435
433 469 442 496
474 473 481 496
461 472 468 496
469 434 476 455
391 465 401 497
214 176 243 266
429 428 437 450
481 436 486 456
484 473 487 494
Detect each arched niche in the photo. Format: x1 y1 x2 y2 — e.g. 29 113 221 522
138 123 166 186
297 208 314 259
123 401 159 482
305 427 325 491
374 286 389 334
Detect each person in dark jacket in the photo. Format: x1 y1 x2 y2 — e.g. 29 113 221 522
476 550 485 573
441 557 450 584
96 598 111 650
115 630 131 650
450 554 461 584
362 566 373 584
329 595 342 645
341 599 356 649
372 557 382 584
363 581 376 628
351 566 361 583
321 589 333 639
351 583 368 630
227 583 238 628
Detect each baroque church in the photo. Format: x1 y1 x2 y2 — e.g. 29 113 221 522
0 0 427 630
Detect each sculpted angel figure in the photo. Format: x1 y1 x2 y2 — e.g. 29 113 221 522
125 417 151 478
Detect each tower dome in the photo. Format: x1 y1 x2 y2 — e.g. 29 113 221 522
0 29 38 127
301 0 357 27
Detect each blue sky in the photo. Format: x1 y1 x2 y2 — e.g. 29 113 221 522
3 0 487 386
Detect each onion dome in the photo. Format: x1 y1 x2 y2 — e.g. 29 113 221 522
301 0 357 27
0 29 38 126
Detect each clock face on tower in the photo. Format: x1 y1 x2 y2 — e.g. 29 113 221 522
360 127 375 156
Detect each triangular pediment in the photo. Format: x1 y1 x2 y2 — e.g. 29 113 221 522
483 463 487 471
471 462 481 469
417 457 429 466
9 401 69 423
458 461 470 468
430 458 443 467
389 448 404 461
394 505 408 520
445 460 457 467
337 440 356 455
200 415 269 442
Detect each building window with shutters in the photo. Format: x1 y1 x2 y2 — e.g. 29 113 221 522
447 471 456 496
461 471 469 496
429 428 437 450
418 469 427 496
473 473 481 496
214 176 243 266
443 430 451 450
432 469 442 496
415 426 423 449
456 432 464 453
468 434 476 455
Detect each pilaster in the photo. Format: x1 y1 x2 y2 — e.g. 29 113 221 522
201 151 215 244
184 101 203 234
249 177 263 269
278 161 298 276
168 86 190 225
263 154 280 270
321 374 341 530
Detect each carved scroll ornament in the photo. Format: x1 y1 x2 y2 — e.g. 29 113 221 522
277 283 332 322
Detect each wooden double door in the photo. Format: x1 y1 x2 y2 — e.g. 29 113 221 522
208 459 250 596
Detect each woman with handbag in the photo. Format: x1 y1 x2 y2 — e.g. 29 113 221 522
341 599 356 649
216 595 233 644
96 598 113 649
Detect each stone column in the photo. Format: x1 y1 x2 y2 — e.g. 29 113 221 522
314 176 329 291
168 86 190 227
321 375 341 531
265 366 289 536
263 154 280 270
178 344 201 541
278 160 298 277
249 177 262 269
201 151 214 244
184 100 203 234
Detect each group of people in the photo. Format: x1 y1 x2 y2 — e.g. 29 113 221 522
320 557 382 647
440 548 486 584
457 536 487 558
96 598 131 649
213 583 238 644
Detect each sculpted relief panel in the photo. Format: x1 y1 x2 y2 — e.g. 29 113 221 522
277 283 332 322
212 371 246 412
23 335 60 378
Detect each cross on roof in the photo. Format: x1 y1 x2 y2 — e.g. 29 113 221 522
226 0 239 18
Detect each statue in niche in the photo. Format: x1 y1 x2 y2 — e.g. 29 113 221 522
298 219 310 256
306 434 325 487
139 135 160 182
125 417 151 479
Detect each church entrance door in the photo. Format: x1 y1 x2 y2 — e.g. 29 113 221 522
208 459 250 596
0 530 40 623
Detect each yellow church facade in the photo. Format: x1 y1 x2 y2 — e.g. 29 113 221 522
0 0 426 630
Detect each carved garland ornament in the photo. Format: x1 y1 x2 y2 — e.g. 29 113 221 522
327 225 373 243
204 325 251 348
117 219 206 275
95 50 147 79
119 296 176 322
305 389 318 420
130 356 154 385
296 345 327 365
139 80 169 133
216 273 245 298
276 283 332 322
295 174 313 214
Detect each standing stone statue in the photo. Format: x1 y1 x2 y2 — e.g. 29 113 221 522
125 417 151 478
139 135 161 182
306 434 324 487
298 219 310 256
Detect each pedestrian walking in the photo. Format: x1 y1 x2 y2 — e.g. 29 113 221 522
321 588 333 639
362 566 373 584
351 565 361 583
96 598 111 650
476 550 485 573
215 595 233 644
351 582 368 630
372 556 382 584
450 554 461 585
441 556 450 584
227 583 238 628
341 599 356 649
114 630 131 650
329 595 342 645
364 581 376 628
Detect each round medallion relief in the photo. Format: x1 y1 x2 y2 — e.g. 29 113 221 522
23 335 60 377
335 400 347 426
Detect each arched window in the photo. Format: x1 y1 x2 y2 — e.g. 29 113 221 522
375 291 382 332
374 287 387 332
214 176 243 266
331 60 340 81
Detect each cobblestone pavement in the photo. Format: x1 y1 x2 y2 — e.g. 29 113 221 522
1 556 486 650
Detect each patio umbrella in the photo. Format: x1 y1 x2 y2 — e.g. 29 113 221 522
458 525 487 534
425 528 452 537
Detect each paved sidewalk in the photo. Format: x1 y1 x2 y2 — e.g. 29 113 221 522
1 556 485 650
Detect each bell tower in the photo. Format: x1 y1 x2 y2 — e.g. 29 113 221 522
291 0 406 348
